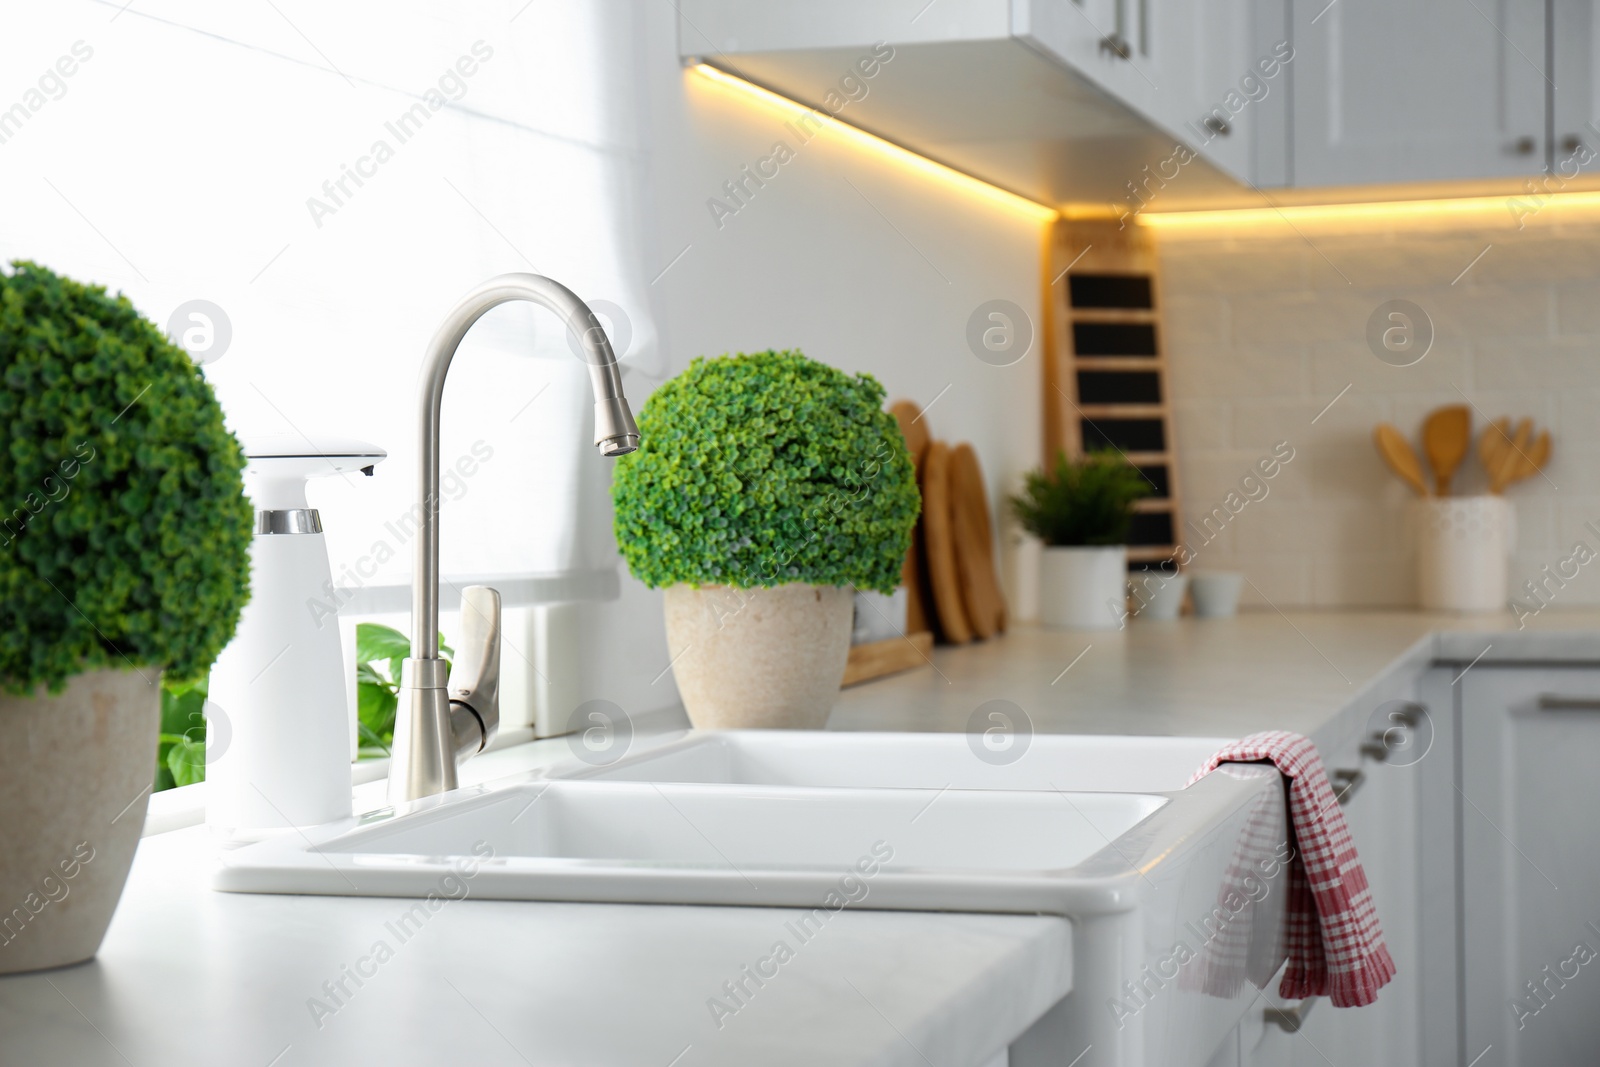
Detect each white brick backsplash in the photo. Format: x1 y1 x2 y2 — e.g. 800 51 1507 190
1236 556 1312 606
1230 292 1360 345
1172 398 1233 450
1161 246 1311 294
1156 218 1593 608
1162 294 1229 343
1311 552 1414 608
1309 339 1473 397
1554 282 1600 334
1472 337 1597 390
1168 340 1310 398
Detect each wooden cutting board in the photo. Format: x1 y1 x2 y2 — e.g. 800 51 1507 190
920 441 971 644
890 399 930 466
890 400 933 635
950 443 1006 638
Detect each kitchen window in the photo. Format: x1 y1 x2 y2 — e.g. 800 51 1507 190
1 0 659 789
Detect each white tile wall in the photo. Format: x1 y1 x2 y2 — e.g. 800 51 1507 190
1154 204 1600 610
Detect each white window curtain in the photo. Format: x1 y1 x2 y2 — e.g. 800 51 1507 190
0 0 659 608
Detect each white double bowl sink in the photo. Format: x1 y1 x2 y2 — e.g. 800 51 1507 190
217 731 1290 1066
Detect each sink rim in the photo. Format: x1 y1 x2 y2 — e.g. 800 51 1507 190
212 767 1279 918
537 727 1241 793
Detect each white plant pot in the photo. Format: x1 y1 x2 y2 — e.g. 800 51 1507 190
1413 495 1514 613
0 669 158 974
1039 545 1128 630
664 583 854 729
1130 570 1188 621
1190 571 1245 618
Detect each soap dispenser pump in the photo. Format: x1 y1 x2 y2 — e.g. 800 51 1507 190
206 434 385 834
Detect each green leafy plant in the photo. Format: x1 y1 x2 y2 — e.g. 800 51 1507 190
355 623 451 758
0 261 253 694
150 627 453 791
1010 449 1151 547
612 349 918 593
156 674 209 790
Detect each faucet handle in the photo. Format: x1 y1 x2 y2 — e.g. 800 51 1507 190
448 585 501 757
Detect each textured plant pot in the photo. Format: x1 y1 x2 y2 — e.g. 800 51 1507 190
0 668 159 974
664 584 853 730
1039 545 1128 630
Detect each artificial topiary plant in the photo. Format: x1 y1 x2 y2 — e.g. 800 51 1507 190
1010 449 1151 547
612 349 918 593
0 261 253 695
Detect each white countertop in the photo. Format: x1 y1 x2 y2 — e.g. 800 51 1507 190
4 608 1598 1066
831 609 1600 742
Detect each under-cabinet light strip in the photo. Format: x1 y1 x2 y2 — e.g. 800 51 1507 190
1134 188 1600 229
689 62 1060 225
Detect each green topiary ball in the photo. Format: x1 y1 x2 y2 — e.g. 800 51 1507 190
0 261 253 695
612 349 919 593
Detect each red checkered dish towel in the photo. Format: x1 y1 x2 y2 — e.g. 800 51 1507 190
1189 730 1397 1008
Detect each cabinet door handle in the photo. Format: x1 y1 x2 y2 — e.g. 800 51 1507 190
1265 996 1319 1032
1329 767 1365 806
1538 694 1600 711
1203 115 1232 137
1099 34 1132 59
1562 135 1585 155
1508 135 1538 155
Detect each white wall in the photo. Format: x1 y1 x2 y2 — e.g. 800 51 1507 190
550 1 1046 727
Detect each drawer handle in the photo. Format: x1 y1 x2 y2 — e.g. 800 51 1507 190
1265 996 1319 1032
1538 694 1600 711
1328 768 1365 806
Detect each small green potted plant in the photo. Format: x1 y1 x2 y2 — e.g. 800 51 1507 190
0 262 252 974
1010 449 1149 630
612 350 918 728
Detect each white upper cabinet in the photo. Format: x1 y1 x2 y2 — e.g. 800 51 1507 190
1552 0 1600 168
1288 0 1547 186
676 0 1289 208
677 0 1594 201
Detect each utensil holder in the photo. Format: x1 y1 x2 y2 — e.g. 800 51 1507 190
1412 495 1514 613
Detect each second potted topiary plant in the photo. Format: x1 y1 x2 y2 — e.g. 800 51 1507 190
0 261 253 973
1011 449 1149 630
612 350 918 729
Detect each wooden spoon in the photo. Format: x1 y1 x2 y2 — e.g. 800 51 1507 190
1373 424 1430 496
1422 404 1471 495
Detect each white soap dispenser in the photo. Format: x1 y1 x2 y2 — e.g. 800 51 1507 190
206 434 386 835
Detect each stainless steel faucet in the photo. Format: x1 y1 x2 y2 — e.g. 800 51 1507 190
389 274 640 804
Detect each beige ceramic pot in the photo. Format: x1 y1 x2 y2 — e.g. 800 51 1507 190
0 668 159 974
664 583 853 729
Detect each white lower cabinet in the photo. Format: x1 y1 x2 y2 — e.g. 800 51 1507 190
1458 667 1600 1064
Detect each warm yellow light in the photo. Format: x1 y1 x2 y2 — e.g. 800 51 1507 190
1137 189 1600 231
689 63 1060 225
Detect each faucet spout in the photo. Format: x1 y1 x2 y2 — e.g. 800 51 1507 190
389 273 639 804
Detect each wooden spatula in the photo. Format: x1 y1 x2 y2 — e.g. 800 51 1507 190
1490 418 1532 493
1479 417 1511 483
1521 429 1551 482
1422 404 1471 495
1504 427 1550 489
1374 424 1430 496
